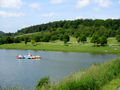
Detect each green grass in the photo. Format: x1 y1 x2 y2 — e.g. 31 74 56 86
108 37 119 45
35 57 120 90
0 37 120 54
101 76 120 90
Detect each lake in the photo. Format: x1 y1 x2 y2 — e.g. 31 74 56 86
0 49 119 89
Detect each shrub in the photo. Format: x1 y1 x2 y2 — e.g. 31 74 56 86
50 35 58 41
31 40 36 46
91 34 100 46
116 35 120 42
36 76 50 89
100 36 107 46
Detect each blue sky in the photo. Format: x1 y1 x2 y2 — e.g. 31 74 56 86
0 0 120 33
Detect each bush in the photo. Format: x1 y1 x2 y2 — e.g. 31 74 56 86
41 34 50 42
59 34 64 41
77 35 87 43
91 34 100 46
14 37 21 43
36 76 50 89
24 36 29 44
31 40 36 46
50 35 58 41
116 35 120 42
63 34 70 44
100 36 107 46
34 35 41 42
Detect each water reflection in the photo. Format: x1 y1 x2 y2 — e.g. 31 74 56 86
0 49 119 89
17 59 41 63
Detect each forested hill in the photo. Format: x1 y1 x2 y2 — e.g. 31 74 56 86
16 19 120 37
0 31 4 34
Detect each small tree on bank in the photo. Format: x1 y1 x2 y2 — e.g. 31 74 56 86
77 38 80 44
77 35 87 44
100 36 107 46
50 35 58 41
31 40 36 46
63 34 70 44
34 35 40 42
59 34 64 41
116 35 120 42
14 37 21 43
91 34 100 46
24 37 29 44
116 35 120 46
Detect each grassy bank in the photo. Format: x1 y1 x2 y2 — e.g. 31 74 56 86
101 75 120 90
36 57 120 90
0 37 120 54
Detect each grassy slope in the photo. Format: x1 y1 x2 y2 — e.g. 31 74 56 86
36 57 120 90
0 37 120 54
101 74 120 90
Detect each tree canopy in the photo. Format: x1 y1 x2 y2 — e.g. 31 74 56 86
15 19 120 37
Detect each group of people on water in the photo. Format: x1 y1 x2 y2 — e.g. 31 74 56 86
16 54 41 59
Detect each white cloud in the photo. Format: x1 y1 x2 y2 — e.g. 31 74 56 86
110 16 118 19
0 11 25 18
94 7 100 11
0 0 23 9
76 16 83 19
76 0 90 8
42 12 54 18
94 0 112 7
119 0 120 4
29 3 40 9
50 0 66 4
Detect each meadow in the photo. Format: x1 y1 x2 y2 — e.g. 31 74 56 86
0 37 120 54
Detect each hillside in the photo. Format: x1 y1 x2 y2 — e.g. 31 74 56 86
0 31 4 34
16 19 120 37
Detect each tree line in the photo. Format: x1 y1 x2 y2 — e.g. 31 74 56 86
0 19 120 46
15 19 120 37
0 31 120 47
0 32 70 45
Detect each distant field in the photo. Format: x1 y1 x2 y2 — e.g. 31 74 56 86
0 37 120 54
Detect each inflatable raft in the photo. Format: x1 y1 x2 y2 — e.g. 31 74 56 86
16 55 25 59
16 55 41 59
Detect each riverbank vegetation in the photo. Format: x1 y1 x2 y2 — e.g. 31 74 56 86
35 57 120 90
0 19 120 53
0 19 120 45
0 37 120 54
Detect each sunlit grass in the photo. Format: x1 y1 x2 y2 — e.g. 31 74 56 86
0 37 120 54
35 57 120 90
101 74 120 90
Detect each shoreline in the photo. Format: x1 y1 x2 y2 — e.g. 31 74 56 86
0 48 120 55
0 43 120 54
36 57 120 90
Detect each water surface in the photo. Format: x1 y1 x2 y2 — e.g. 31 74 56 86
0 49 119 89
